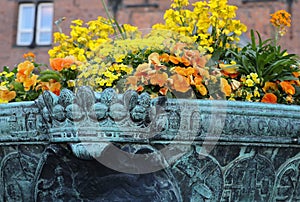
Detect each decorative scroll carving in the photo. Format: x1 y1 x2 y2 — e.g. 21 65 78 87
172 146 223 201
222 153 276 201
273 156 300 201
0 145 45 201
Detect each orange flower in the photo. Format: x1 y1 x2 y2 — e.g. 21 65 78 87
294 80 300 86
170 74 190 93
23 74 39 91
63 56 76 67
0 87 16 102
126 76 138 86
148 52 161 65
292 72 300 78
219 63 238 78
171 42 187 54
192 76 203 85
220 78 232 97
23 52 35 61
169 56 181 65
50 56 75 71
263 81 278 92
150 72 168 87
196 67 210 79
261 93 277 103
16 61 34 82
180 57 191 66
50 58 64 71
136 85 144 92
36 80 61 95
159 87 168 95
270 10 291 36
270 10 291 28
134 63 151 77
280 81 295 95
159 53 170 63
183 50 206 68
174 67 194 76
196 83 207 96
49 82 61 96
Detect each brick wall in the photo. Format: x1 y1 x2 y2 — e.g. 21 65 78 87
0 0 299 68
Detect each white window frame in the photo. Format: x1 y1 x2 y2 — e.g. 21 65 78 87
16 3 36 46
16 2 53 46
36 3 54 45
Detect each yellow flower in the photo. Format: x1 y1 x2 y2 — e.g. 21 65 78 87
246 92 253 101
250 73 260 84
5 72 14 78
245 79 254 87
67 80 76 88
254 87 260 98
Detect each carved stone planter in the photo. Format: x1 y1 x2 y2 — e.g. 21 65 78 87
0 86 300 201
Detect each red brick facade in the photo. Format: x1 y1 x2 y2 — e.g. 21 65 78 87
0 0 299 68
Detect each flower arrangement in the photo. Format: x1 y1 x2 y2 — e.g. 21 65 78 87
0 0 299 105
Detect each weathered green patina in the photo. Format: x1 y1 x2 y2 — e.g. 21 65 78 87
0 86 299 201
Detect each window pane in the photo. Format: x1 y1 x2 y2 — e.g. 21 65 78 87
36 3 53 45
17 4 35 46
38 32 51 43
39 5 53 29
19 33 33 45
21 6 35 29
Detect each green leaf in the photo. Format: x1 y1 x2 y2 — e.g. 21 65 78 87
11 81 24 91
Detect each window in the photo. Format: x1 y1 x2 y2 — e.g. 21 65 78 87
17 2 53 46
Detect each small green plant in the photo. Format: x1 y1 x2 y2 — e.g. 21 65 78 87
225 30 299 84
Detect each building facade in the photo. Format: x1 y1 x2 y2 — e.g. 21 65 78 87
0 0 299 68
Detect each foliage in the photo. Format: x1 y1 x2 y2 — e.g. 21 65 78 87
0 53 78 103
223 30 300 104
0 0 300 105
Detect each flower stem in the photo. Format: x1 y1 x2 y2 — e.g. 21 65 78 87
100 0 126 39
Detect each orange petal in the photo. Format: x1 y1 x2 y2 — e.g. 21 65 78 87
159 53 170 63
50 58 64 71
261 93 277 103
196 83 207 96
220 78 232 97
170 74 190 93
0 90 16 102
263 81 278 92
181 57 191 66
159 87 168 95
126 76 138 86
148 52 161 65
292 72 300 78
169 56 181 65
150 72 168 87
280 81 295 95
136 85 144 92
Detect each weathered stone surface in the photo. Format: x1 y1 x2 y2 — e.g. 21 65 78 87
0 87 300 201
